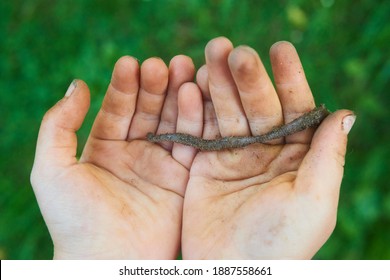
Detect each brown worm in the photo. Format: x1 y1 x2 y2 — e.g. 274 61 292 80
147 104 331 151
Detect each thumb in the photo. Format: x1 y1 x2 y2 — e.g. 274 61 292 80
31 80 90 179
296 110 356 199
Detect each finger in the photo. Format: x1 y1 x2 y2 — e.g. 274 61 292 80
228 46 283 141
205 37 249 137
128 57 168 140
156 55 195 150
296 110 356 200
89 56 139 140
270 41 315 144
31 80 90 177
197 64 211 100
196 65 219 139
172 82 203 169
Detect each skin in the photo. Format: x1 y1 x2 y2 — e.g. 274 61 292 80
180 38 354 259
31 55 202 259
31 37 354 260
146 105 331 150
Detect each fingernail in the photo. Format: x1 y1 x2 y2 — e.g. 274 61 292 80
65 80 77 97
342 114 356 134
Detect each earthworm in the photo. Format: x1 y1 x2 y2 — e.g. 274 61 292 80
147 104 331 151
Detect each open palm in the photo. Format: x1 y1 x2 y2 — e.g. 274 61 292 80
181 38 353 259
31 55 200 259
31 38 353 260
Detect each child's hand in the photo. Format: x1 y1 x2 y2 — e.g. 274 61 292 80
31 55 201 259
181 38 355 259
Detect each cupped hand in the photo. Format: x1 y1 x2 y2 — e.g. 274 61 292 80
181 37 355 259
31 55 202 259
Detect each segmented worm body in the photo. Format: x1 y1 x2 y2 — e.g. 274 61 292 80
147 104 331 151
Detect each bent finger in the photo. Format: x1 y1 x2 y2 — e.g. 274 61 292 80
31 80 90 179
296 110 355 200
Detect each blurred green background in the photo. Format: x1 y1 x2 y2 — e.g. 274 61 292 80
1 0 389 259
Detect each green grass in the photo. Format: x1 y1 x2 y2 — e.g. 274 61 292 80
1 0 389 259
